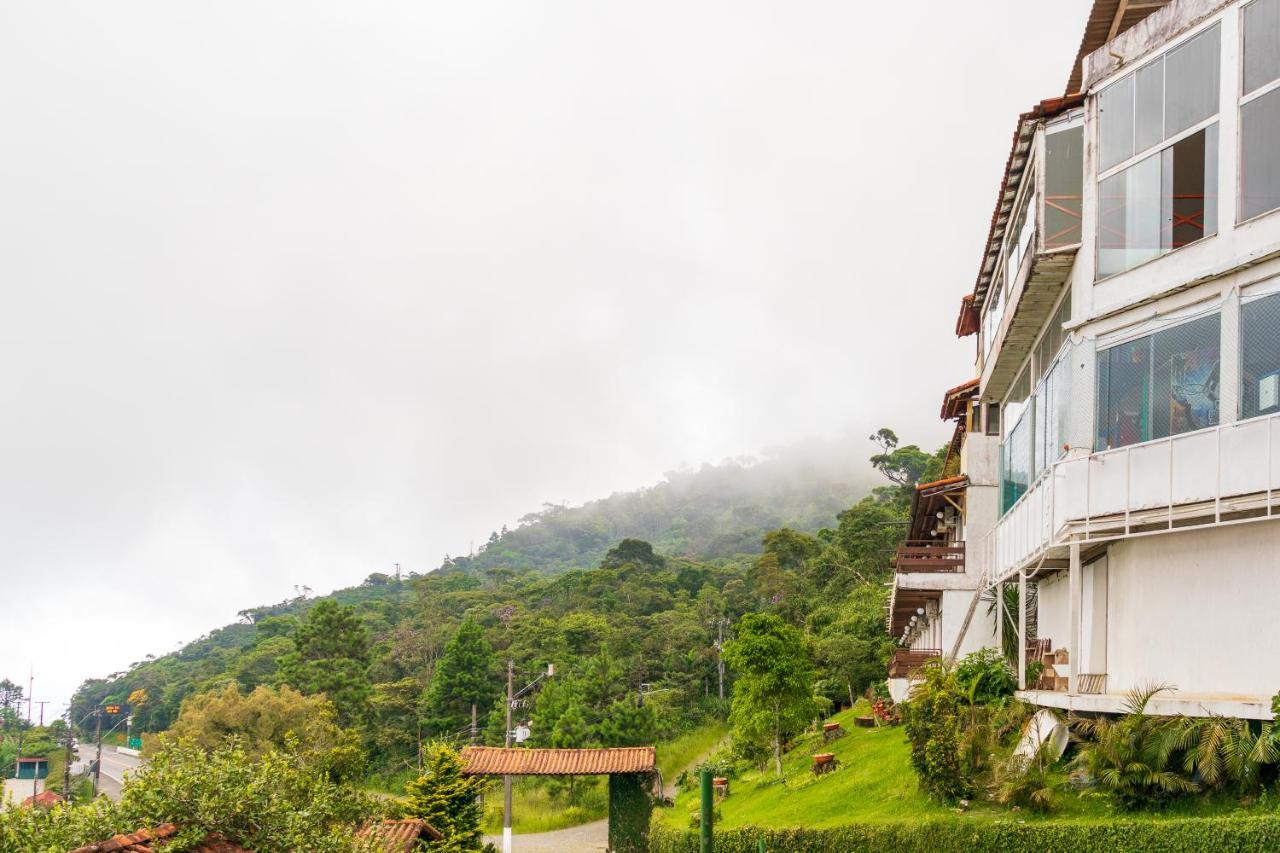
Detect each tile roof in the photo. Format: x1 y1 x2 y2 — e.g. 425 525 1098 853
1066 0 1172 95
356 818 444 851
459 746 656 776
66 824 251 853
22 789 65 808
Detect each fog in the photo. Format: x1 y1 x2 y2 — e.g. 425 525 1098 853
0 1 1086 714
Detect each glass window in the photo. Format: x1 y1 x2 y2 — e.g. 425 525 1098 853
1241 292 1280 418
1044 125 1083 249
1095 23 1220 171
1097 125 1218 277
1098 74 1136 173
1002 412 1032 513
1244 0 1280 96
1241 87 1280 221
984 279 1005 356
1164 28 1221 137
1096 313 1220 449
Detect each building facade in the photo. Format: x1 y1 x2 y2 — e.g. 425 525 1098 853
891 0 1280 719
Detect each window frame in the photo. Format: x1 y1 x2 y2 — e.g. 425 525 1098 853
1093 19 1224 281
1238 0 1280 225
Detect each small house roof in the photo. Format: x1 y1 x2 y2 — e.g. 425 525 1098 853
460 746 656 776
67 824 250 853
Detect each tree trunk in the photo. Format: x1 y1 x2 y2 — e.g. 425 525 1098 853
773 712 783 777
847 681 856 709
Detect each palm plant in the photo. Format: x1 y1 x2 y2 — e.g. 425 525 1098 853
981 582 1037 666
1170 714 1276 793
991 735 1058 813
1072 683 1198 810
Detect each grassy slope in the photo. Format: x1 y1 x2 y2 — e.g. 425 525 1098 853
659 708 1264 829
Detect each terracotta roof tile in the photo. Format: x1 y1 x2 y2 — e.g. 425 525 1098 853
66 825 251 853
459 746 656 776
356 818 444 851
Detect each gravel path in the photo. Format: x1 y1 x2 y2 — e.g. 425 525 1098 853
484 819 607 852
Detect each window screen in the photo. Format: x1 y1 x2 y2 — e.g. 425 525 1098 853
1044 126 1083 249
1096 313 1220 449
1244 0 1280 96
1241 87 1280 221
1242 292 1280 418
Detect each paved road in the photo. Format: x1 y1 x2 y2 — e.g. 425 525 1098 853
484 819 607 853
79 745 143 799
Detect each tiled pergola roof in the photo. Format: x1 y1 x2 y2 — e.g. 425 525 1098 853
459 746 656 776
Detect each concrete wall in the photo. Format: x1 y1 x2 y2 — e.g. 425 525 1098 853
1107 522 1280 697
941 588 997 659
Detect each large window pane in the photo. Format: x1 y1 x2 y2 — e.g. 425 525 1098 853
1002 412 1032 513
1241 87 1280 220
1241 292 1280 418
1098 338 1151 449
1096 314 1220 449
1164 25 1220 136
1244 0 1280 95
1098 152 1162 277
1044 126 1083 249
1150 314 1220 438
1097 125 1217 278
1098 75 1135 172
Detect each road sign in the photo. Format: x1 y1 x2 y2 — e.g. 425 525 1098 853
104 705 121 715
128 736 143 750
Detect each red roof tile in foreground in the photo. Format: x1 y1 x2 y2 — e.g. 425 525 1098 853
460 746 656 776
67 824 250 853
356 818 444 852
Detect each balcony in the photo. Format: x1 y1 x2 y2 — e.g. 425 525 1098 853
894 541 965 573
888 648 942 678
990 412 1280 580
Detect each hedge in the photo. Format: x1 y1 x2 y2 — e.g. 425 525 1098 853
649 814 1280 853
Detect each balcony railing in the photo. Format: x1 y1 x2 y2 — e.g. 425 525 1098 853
888 648 942 678
894 541 965 573
991 412 1280 580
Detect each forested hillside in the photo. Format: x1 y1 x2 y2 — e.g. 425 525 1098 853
69 431 941 789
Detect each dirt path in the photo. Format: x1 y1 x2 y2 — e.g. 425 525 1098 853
484 819 608 852
662 735 730 799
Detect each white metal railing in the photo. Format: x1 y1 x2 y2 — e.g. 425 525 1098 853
989 411 1280 580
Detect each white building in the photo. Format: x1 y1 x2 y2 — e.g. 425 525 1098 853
891 0 1280 719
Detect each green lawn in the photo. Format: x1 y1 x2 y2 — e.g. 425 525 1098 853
658 707 1265 829
656 720 731 783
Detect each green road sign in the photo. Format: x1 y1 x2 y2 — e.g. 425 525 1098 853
128 736 143 750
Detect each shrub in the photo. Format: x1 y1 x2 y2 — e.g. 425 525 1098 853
953 649 1017 705
649 815 1280 853
990 736 1058 814
404 742 488 853
1072 684 1197 810
899 661 975 802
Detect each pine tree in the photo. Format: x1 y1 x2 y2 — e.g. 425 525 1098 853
424 617 498 737
404 741 486 853
277 600 372 725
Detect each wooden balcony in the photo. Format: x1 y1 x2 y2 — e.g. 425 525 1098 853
888 648 942 678
894 541 965 573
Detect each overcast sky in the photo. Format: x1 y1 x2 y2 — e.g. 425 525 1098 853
0 1 1086 716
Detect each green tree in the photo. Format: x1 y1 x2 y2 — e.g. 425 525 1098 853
722 613 823 776
424 616 498 738
403 741 487 853
278 600 372 725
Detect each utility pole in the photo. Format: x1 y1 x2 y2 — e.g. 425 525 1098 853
34 700 48 727
92 710 103 797
503 660 513 853
63 718 73 801
470 703 478 745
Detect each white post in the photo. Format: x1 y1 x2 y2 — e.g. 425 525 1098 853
995 581 1004 656
1017 569 1027 690
1068 542 1081 695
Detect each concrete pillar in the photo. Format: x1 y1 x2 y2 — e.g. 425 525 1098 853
1017 569 1027 690
995 581 1004 657
1068 542 1081 695
1220 287 1241 424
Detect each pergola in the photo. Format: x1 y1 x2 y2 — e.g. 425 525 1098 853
459 746 657 853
